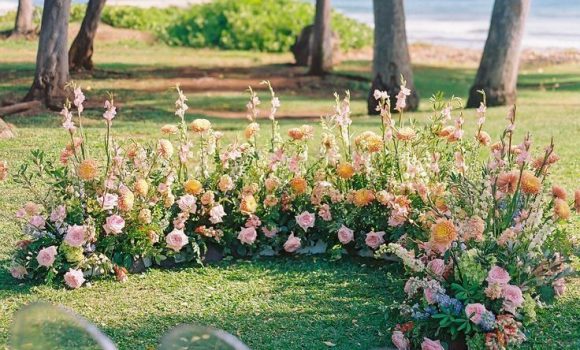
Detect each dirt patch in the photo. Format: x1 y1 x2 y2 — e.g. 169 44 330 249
68 22 156 44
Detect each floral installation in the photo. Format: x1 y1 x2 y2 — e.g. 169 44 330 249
380 93 578 349
2 81 577 349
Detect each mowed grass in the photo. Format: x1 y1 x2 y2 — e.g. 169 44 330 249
0 40 579 349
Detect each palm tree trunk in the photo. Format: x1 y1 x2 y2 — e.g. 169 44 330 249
69 0 107 72
466 0 531 108
308 0 333 75
24 0 72 108
367 0 418 114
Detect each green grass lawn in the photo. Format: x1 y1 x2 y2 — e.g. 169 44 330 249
0 40 579 349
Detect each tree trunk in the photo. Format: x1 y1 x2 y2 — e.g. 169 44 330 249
24 0 72 108
69 0 107 72
308 0 333 75
367 0 418 114
12 0 35 37
466 0 531 108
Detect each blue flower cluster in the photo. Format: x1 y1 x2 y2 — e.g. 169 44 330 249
411 304 437 320
479 311 496 331
433 293 463 316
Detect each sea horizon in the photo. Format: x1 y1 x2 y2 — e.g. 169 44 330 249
1 0 579 50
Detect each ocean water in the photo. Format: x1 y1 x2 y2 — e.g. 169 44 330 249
1 0 579 49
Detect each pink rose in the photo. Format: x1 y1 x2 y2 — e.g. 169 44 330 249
421 338 444 350
427 259 445 276
64 269 85 289
50 205 67 222
10 265 27 279
553 278 566 297
487 265 510 285
29 215 46 229
64 225 87 247
238 227 257 245
166 228 189 252
424 288 438 304
262 226 279 238
502 284 524 310
177 194 197 213
465 303 487 324
391 330 410 350
365 231 385 249
245 215 262 228
103 215 125 235
318 204 332 221
295 211 315 232
337 225 354 244
98 193 118 210
283 233 302 253
36 246 58 267
209 204 226 224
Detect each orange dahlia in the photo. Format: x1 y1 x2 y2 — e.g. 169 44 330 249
290 177 308 194
240 195 257 215
353 189 375 207
336 162 355 179
520 170 541 195
78 159 98 181
431 219 457 247
184 179 203 195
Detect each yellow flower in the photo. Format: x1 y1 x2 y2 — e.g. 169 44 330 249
353 189 374 207
336 162 355 179
78 159 98 181
134 179 149 197
396 127 416 141
190 119 211 133
520 170 541 195
554 198 571 221
240 195 257 214
290 177 308 194
184 178 203 195
431 219 457 247
244 122 260 139
355 131 383 153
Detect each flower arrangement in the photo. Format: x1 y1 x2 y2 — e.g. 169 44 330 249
4 81 577 349
382 97 579 349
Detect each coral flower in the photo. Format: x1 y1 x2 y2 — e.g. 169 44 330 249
244 122 260 139
134 179 150 197
184 178 203 195
496 170 518 194
240 195 257 215
288 127 305 140
438 126 454 138
336 162 355 179
353 189 374 207
430 219 457 249
520 170 541 195
476 131 492 146
190 119 211 133
290 177 308 194
157 139 174 159
551 185 567 200
554 198 571 221
160 124 179 135
396 127 416 141
575 189 580 213
78 159 98 181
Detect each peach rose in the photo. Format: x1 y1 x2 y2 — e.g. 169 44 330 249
36 246 58 267
283 233 302 253
64 268 85 289
365 231 385 249
238 227 257 245
337 225 354 244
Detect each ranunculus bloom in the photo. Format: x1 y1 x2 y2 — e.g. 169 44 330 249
520 170 541 195
391 330 410 350
487 266 510 285
496 170 518 194
29 215 46 229
283 233 301 253
295 211 315 232
209 204 226 224
421 338 444 350
502 284 524 308
427 259 445 276
103 215 125 235
551 185 567 200
166 228 189 252
238 227 257 245
10 265 27 279
64 225 86 247
365 231 385 249
178 194 197 213
64 269 85 289
465 303 487 324
337 225 354 244
36 246 58 267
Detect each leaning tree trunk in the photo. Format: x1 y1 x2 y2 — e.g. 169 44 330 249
69 0 107 72
466 0 531 108
11 0 35 37
367 0 418 114
308 0 333 75
24 0 72 108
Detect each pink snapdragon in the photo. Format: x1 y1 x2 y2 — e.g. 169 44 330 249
103 100 117 124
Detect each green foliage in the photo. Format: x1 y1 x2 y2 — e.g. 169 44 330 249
100 6 180 33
